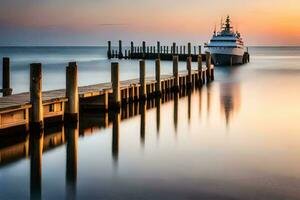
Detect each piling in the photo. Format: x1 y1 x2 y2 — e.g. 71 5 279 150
107 41 112 59
194 46 196 55
173 56 179 90
139 60 146 99
157 41 161 55
131 41 134 54
155 59 161 95
30 63 43 130
187 57 192 87
142 41 146 57
198 46 202 55
197 54 203 84
188 43 191 56
65 62 79 122
118 40 123 59
2 57 12 96
206 52 212 81
172 43 176 55
111 62 120 109
183 46 186 54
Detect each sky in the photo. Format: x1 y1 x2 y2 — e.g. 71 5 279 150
0 0 300 46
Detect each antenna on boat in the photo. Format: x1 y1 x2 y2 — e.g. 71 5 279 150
214 24 217 35
220 17 223 30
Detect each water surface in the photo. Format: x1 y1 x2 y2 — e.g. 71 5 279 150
0 47 300 199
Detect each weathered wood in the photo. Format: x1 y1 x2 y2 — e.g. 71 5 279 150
139 60 146 98
173 56 179 89
131 41 134 54
187 57 192 86
107 41 112 59
155 59 161 94
30 63 43 129
2 57 12 96
142 41 146 57
172 42 176 55
198 55 203 84
118 40 123 59
65 62 79 121
0 57 214 131
111 62 120 108
206 52 212 80
188 43 191 56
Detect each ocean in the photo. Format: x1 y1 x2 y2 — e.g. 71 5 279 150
0 46 300 199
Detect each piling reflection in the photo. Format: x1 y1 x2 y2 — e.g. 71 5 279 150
207 84 212 117
173 93 179 132
112 112 120 164
155 97 161 134
30 131 44 200
140 101 146 146
65 122 78 199
0 84 230 199
188 91 192 123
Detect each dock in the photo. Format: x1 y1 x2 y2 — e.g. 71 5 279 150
107 40 250 64
0 54 214 132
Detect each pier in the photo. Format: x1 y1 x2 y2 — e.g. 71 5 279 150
107 40 250 64
0 54 214 132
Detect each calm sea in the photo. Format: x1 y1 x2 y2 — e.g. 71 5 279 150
0 47 300 199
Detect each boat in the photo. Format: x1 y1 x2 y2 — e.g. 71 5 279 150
205 16 247 66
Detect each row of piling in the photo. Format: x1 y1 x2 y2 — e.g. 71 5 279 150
0 53 214 132
107 40 204 60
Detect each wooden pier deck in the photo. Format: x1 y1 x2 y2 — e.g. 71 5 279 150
0 55 214 131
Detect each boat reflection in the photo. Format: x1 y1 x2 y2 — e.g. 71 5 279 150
220 82 241 126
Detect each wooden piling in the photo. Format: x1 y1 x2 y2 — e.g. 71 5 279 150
118 40 123 59
172 42 176 55
30 63 43 130
139 60 146 99
194 46 196 55
111 62 120 109
198 46 202 55
187 57 192 87
107 41 112 59
155 59 161 95
206 52 212 81
2 57 12 96
173 56 179 90
142 41 146 57
131 41 134 54
188 43 191 56
65 62 79 121
157 41 161 55
197 54 202 84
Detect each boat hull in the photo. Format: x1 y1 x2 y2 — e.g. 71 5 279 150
211 53 244 66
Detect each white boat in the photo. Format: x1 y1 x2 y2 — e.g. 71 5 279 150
205 16 247 66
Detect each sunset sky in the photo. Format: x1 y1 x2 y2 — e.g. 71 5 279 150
0 0 299 46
